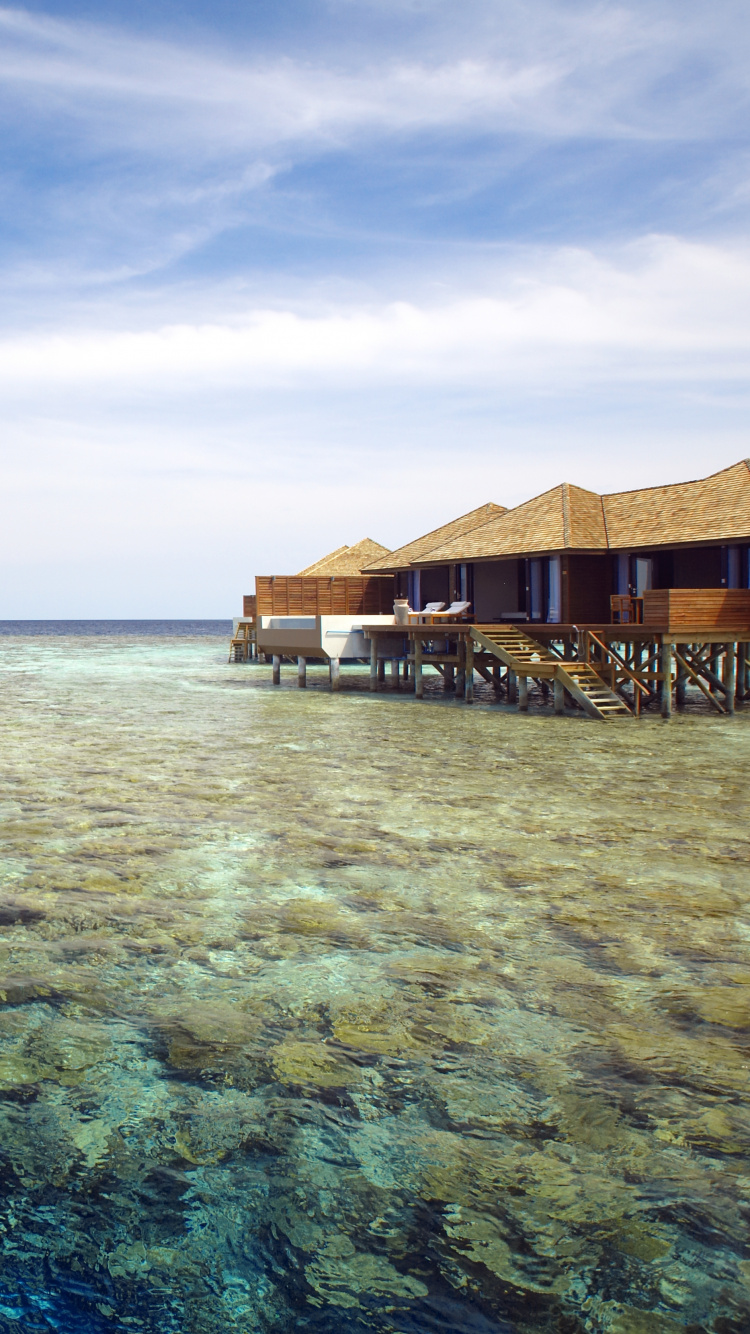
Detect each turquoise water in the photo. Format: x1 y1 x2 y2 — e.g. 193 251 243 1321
0 632 748 1333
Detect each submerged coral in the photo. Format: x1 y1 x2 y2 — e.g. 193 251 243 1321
0 634 747 1332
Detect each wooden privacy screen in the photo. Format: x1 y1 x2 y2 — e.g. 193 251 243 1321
255 575 395 616
242 594 257 618
643 588 750 629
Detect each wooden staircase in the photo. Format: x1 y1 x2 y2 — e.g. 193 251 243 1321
470 626 632 720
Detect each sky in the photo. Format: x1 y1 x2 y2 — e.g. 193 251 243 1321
1 0 749 615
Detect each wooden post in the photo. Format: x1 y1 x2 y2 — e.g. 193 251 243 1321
675 663 687 711
377 656 386 684
298 655 307 688
456 638 466 699
330 657 340 691
492 661 501 696
725 642 736 715
554 677 564 715
508 669 517 704
737 644 747 706
518 676 528 712
661 641 672 719
390 657 398 689
414 636 423 698
370 635 379 691
272 655 281 685
464 636 474 704
444 662 454 693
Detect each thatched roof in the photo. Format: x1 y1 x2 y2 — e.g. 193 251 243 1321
297 538 391 577
410 460 750 564
363 503 505 572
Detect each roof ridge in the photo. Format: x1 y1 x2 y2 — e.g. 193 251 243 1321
561 483 570 547
600 493 610 548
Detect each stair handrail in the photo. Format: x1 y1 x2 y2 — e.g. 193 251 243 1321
586 630 650 698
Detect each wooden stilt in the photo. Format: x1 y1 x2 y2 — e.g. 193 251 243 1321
298 655 307 688
492 661 501 696
456 638 466 699
661 641 672 718
508 669 517 705
330 657 340 691
390 657 398 689
272 654 281 685
737 644 747 704
444 662 454 693
377 656 386 684
518 676 528 712
370 635 379 692
725 642 736 715
675 665 687 711
464 636 474 704
414 637 423 698
554 678 564 715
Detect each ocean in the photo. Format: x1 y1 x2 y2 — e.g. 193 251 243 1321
0 626 747 1332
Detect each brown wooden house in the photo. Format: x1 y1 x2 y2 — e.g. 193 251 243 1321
364 461 750 625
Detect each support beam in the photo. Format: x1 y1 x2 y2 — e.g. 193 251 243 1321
370 635 379 692
330 657 340 691
390 657 399 690
377 656 386 684
518 676 528 712
508 669 517 705
414 637 424 699
554 678 564 715
661 642 672 719
465 636 474 704
297 655 307 688
444 662 455 693
272 655 281 685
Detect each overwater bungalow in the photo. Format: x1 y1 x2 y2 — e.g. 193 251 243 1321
239 461 750 718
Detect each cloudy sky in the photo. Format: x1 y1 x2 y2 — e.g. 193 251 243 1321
1 0 749 615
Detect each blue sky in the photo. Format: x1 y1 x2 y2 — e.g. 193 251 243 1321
1 0 749 614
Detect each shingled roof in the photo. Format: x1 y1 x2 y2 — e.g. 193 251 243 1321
409 460 750 565
602 459 750 549
297 538 391 577
363 502 505 572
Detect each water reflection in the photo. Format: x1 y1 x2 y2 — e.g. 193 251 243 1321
0 635 748 1332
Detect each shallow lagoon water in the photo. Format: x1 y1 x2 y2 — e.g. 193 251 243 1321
0 631 748 1334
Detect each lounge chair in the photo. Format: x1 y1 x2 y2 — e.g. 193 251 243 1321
424 601 472 622
407 601 446 624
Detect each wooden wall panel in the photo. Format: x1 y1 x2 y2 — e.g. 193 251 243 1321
255 575 394 616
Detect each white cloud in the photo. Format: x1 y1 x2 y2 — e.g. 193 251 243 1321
1 236 748 394
0 0 745 161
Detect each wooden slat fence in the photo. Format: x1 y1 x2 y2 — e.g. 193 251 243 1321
643 588 750 629
255 575 395 616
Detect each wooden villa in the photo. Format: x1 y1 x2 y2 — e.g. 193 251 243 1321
236 461 750 719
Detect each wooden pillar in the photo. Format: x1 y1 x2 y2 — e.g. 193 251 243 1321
370 635 379 692
414 636 423 698
492 661 501 696
675 661 687 712
661 641 672 719
554 677 564 715
725 642 736 715
464 636 474 704
390 657 398 689
272 654 281 685
456 638 466 699
377 656 386 684
508 669 517 704
518 676 528 712
737 644 747 706
444 662 454 693
330 657 340 691
297 655 306 688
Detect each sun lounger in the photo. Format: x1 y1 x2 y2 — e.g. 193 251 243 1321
410 601 472 624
